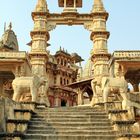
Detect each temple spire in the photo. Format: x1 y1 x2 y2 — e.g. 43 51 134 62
8 22 12 30
34 0 49 12
4 22 6 32
91 0 106 13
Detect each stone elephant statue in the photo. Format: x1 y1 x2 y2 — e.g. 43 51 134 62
90 77 128 105
101 77 128 103
12 76 47 102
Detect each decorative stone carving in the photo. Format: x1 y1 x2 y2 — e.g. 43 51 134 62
46 23 56 31
3 80 13 90
12 76 47 102
83 22 93 31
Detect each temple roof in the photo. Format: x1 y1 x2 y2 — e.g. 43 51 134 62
0 23 19 52
71 53 84 63
55 47 71 57
58 0 82 8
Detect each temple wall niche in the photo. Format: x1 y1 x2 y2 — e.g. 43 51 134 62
0 71 15 99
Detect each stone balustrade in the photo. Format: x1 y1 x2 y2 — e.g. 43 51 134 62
127 92 140 103
113 51 140 58
0 97 36 140
0 52 28 59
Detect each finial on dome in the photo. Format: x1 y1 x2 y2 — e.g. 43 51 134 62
91 0 106 13
4 22 6 32
8 22 12 30
35 0 49 12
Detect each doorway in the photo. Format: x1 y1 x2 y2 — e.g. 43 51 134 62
61 99 67 107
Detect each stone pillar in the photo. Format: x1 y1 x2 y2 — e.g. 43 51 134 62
74 0 76 8
90 0 110 105
66 99 70 107
77 88 84 105
0 98 6 132
55 96 60 107
64 0 66 8
30 0 50 104
132 82 139 92
129 79 139 92
0 79 3 96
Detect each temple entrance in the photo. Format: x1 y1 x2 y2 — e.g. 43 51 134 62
61 99 67 107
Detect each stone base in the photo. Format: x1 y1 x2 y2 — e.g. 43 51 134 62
63 8 77 13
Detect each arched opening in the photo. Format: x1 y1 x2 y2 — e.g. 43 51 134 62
83 92 90 104
128 83 133 92
61 59 63 65
57 58 60 64
64 60 67 67
64 78 66 85
60 77 63 85
61 99 67 107
49 26 91 65
67 79 69 84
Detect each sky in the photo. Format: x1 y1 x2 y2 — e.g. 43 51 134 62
0 0 140 64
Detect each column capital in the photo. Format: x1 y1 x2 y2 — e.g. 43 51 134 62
90 31 110 41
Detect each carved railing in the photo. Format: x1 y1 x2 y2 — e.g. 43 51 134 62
127 92 140 103
113 51 140 58
0 52 28 59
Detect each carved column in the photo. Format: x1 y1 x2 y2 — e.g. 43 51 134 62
77 88 84 105
0 79 3 96
55 96 60 107
90 0 110 104
30 0 50 103
132 81 139 92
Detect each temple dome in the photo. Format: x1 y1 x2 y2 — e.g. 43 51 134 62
82 58 93 79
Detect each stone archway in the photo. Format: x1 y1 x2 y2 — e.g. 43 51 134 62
125 69 140 92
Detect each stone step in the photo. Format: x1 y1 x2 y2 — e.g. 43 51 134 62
28 125 114 131
35 110 105 114
37 108 104 112
30 117 110 122
34 112 108 116
26 129 116 135
23 134 117 140
23 106 117 140
28 121 112 127
32 114 109 119
47 106 99 110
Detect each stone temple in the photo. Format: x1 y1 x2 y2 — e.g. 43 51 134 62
0 0 140 140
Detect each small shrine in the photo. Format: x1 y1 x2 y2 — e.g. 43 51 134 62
58 0 82 13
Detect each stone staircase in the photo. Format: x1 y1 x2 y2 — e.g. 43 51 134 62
23 106 117 140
